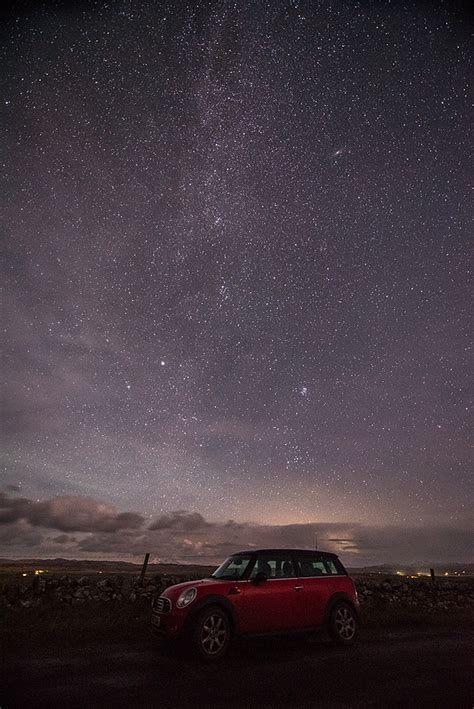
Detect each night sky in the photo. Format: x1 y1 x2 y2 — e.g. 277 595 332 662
2 0 471 565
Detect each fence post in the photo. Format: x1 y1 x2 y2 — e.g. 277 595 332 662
430 568 436 583
140 553 150 583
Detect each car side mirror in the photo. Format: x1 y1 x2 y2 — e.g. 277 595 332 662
253 571 268 585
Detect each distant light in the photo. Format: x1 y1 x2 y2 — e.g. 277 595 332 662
22 573 27 577
34 569 47 575
161 361 165 366
395 571 404 576
444 572 449 576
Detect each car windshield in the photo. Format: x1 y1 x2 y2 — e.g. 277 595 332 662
211 554 253 580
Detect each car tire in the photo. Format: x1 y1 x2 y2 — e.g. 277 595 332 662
328 602 358 644
191 605 231 660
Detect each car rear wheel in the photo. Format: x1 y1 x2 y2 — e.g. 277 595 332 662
191 605 231 660
328 602 358 644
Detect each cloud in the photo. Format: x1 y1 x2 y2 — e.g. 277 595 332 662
72 519 473 566
52 534 74 544
0 492 472 565
328 538 354 544
0 492 144 532
149 511 210 531
0 519 45 549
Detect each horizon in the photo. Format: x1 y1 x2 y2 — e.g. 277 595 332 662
2 553 473 571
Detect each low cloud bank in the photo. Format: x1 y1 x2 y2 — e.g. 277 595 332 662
0 492 472 565
0 492 144 533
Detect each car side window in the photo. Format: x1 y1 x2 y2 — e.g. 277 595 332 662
325 559 340 575
297 555 331 576
278 558 296 578
249 556 296 578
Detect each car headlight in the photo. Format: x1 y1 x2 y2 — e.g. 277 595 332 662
176 587 197 608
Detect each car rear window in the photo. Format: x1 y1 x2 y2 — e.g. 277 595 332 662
296 555 345 576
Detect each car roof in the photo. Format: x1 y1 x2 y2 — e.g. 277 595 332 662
231 549 338 559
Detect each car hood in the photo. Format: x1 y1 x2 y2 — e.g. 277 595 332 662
162 577 226 599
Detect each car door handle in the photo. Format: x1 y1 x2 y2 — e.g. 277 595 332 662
293 585 304 590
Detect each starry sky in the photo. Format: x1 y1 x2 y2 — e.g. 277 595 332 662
1 0 472 565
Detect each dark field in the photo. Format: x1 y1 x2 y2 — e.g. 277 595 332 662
0 559 216 578
1 596 472 654
1 598 473 708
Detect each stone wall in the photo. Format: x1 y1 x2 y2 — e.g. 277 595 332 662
1 573 473 611
355 576 473 612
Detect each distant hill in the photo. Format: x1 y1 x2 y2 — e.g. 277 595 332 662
0 558 217 576
348 563 473 577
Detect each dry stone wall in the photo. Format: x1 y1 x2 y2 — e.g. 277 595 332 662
1 574 473 611
356 577 473 612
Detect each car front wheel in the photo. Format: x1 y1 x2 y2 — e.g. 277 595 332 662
328 602 358 644
191 605 231 660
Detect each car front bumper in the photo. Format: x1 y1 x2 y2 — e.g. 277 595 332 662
151 605 186 639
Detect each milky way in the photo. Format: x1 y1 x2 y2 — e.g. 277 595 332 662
1 1 471 563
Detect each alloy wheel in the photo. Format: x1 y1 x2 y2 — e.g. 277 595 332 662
200 613 228 655
334 606 356 640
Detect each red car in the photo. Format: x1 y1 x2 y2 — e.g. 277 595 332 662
151 549 360 659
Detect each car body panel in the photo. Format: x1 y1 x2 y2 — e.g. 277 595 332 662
153 578 246 637
298 575 357 626
297 577 333 626
239 578 306 633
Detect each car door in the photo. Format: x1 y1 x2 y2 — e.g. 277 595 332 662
240 554 305 634
295 554 334 627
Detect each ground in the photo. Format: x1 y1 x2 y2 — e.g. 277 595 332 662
1 605 472 708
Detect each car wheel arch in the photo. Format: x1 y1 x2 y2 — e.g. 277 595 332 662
324 592 358 626
185 595 238 635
